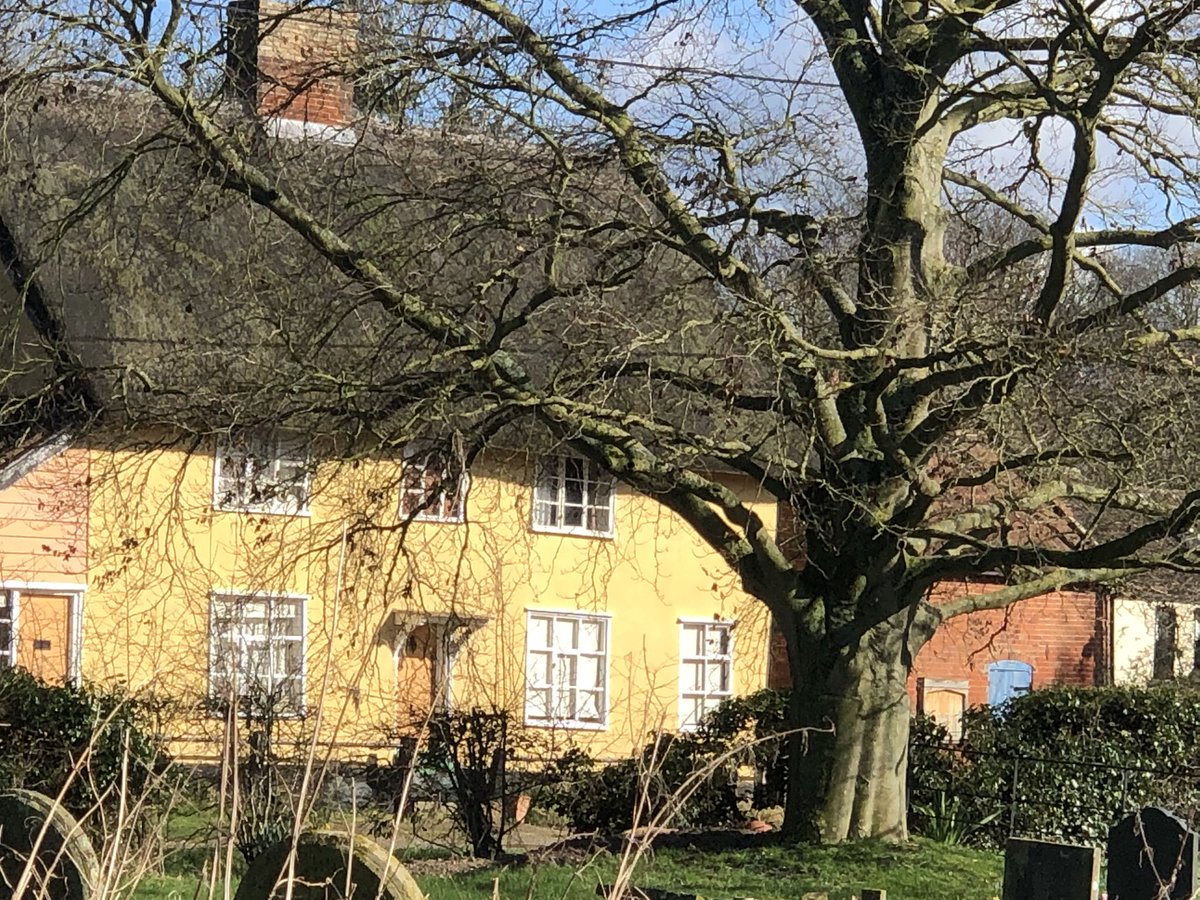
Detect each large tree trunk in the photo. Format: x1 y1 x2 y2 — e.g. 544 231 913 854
781 612 924 842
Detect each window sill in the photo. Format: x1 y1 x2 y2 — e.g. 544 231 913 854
530 524 615 540
212 503 313 519
401 514 465 526
205 705 307 721
523 717 608 732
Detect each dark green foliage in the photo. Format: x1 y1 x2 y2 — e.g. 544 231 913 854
540 731 743 834
539 689 793 834
700 688 789 808
0 668 164 820
908 684 1200 846
233 727 295 864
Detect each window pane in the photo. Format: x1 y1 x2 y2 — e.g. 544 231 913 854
527 687 551 719
680 696 704 730
683 624 703 657
577 654 601 688
577 690 602 722
706 627 730 656
579 620 603 652
533 499 558 528
556 687 578 719
553 618 578 651
684 660 704 691
592 478 612 510
526 651 551 686
554 654 577 690
564 473 584 507
564 457 584 483
535 461 559 503
529 616 552 650
706 661 729 693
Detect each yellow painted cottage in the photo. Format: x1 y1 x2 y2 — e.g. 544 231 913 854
79 435 774 758
0 6 780 763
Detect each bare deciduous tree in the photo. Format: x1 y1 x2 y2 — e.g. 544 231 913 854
5 0 1200 842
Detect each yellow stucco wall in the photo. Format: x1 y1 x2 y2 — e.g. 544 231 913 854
84 438 775 761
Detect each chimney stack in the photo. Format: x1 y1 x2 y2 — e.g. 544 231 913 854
226 0 358 138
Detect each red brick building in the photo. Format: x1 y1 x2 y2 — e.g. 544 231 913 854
767 579 1110 739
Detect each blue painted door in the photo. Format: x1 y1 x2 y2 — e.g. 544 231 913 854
987 660 1034 707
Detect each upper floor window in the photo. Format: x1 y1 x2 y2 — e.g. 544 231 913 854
679 620 733 731
214 432 310 515
399 448 468 523
209 592 305 716
532 455 614 537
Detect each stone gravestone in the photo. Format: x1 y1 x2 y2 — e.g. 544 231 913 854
1108 806 1199 900
1002 837 1100 900
0 789 99 900
234 830 425 900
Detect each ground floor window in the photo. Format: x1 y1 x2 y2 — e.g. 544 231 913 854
525 611 609 728
1154 606 1178 680
679 620 733 731
209 592 305 715
917 678 968 741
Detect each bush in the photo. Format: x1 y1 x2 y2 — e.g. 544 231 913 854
700 688 789 808
0 668 165 820
421 707 549 858
541 731 742 834
908 683 1200 846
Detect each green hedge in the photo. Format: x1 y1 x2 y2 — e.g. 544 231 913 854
909 683 1200 845
0 668 165 820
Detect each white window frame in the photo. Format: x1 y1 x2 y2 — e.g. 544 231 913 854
213 432 312 516
398 447 469 524
678 618 734 732
0 581 85 684
208 591 307 717
524 609 611 730
531 455 616 538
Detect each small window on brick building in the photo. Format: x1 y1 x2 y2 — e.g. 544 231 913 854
1154 606 1178 680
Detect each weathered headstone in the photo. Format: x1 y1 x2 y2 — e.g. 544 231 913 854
0 789 99 900
1002 837 1100 900
1108 807 1199 900
233 830 425 900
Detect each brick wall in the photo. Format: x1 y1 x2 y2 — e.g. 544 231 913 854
909 581 1107 708
255 0 357 127
766 581 1108 706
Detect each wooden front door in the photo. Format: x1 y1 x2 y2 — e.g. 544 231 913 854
17 593 71 683
397 624 447 724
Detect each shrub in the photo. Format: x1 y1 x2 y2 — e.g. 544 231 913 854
0 668 165 820
422 707 546 858
540 732 742 834
908 683 1200 846
700 688 789 808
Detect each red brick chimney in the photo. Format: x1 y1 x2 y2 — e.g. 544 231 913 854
226 0 357 138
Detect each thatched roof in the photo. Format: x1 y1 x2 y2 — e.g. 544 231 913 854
0 78 768 466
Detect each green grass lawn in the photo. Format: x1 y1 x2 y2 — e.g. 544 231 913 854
418 839 1003 900
128 837 1003 899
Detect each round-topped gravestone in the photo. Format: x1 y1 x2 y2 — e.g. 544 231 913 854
0 789 99 900
233 831 425 900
